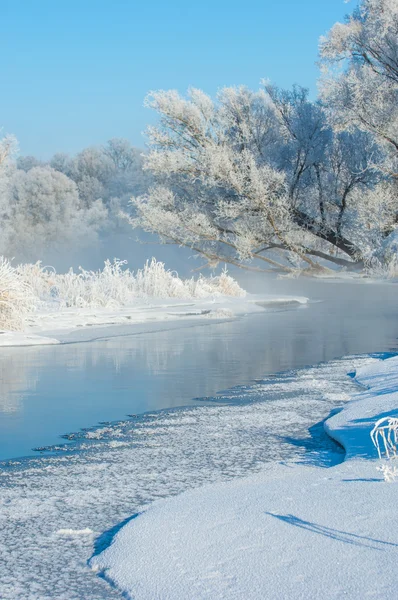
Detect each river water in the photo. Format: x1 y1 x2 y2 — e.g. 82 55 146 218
1 279 398 599
0 279 397 461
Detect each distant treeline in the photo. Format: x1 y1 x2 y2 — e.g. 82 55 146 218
0 138 150 262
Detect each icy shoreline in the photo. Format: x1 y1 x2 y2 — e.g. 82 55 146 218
0 354 370 599
0 293 308 346
91 356 398 599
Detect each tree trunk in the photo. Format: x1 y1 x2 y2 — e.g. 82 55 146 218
293 209 358 258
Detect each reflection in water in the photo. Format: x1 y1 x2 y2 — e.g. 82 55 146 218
0 349 39 414
0 279 398 460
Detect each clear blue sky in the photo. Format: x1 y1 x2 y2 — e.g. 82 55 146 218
0 0 352 158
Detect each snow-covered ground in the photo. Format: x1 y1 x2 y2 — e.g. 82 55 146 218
0 355 374 599
91 356 398 600
0 294 308 346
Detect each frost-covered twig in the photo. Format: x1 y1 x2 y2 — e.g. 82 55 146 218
377 463 398 483
370 416 398 482
370 416 398 460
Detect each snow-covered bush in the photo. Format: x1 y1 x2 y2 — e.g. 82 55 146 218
370 416 398 482
132 261 245 300
0 258 36 330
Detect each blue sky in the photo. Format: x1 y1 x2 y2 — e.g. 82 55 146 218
0 0 352 158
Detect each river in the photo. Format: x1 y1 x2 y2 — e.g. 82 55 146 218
0 279 397 460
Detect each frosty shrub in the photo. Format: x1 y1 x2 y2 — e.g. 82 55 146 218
366 230 398 279
133 261 245 300
16 258 246 312
371 416 398 460
370 416 398 482
366 257 398 280
0 257 36 330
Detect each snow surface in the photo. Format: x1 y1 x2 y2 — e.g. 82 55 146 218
0 355 369 599
0 331 59 346
0 294 308 346
91 356 398 600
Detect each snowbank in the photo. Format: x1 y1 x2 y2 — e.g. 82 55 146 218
91 356 398 600
326 356 398 459
27 294 308 343
0 331 59 347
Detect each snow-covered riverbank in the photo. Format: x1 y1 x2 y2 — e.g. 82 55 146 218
0 294 308 346
0 255 310 346
91 356 398 600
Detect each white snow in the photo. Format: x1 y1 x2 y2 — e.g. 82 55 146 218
0 293 309 346
91 356 398 600
0 331 59 347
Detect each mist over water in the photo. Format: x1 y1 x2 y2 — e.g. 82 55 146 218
22 229 195 275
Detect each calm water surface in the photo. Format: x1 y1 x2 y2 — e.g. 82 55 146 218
0 280 397 460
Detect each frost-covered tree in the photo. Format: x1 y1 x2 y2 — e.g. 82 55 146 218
320 0 398 174
48 139 149 210
50 152 72 176
77 175 105 208
103 138 141 172
103 139 149 206
130 88 299 273
16 155 44 172
128 86 383 273
319 0 398 268
0 134 18 225
1 166 108 260
69 146 113 185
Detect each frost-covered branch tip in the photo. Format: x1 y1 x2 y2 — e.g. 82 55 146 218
370 416 398 460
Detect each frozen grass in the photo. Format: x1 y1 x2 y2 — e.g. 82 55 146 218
17 258 245 309
0 257 246 330
0 255 245 331
0 258 36 330
370 416 398 460
371 416 398 481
